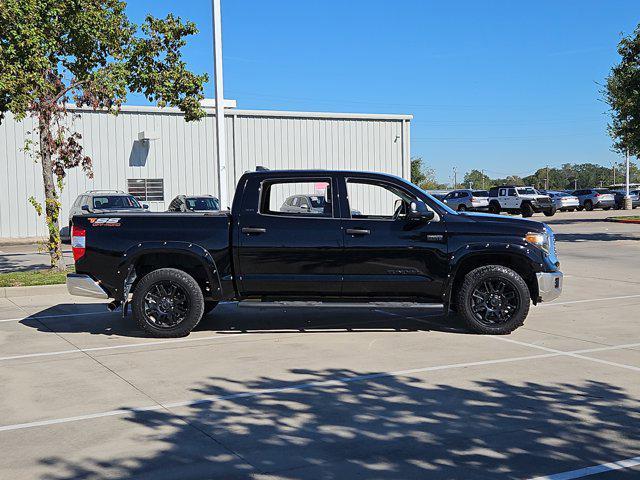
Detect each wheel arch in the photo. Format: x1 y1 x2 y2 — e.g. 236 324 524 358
117 242 223 303
446 249 539 310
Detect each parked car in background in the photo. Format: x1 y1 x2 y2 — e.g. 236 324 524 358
442 189 490 211
62 190 148 243
280 194 329 215
540 190 580 212
69 190 147 217
611 190 640 209
167 195 220 212
488 186 555 217
572 189 616 211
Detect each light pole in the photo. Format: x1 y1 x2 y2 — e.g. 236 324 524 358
624 149 632 209
212 0 228 209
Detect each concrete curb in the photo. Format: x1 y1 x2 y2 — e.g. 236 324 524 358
605 217 640 224
0 283 68 298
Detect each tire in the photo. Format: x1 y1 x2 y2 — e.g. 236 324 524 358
584 200 593 211
543 207 556 217
489 202 501 214
456 265 530 335
568 208 575 212
576 206 584 211
458 204 467 212
521 203 534 217
132 268 204 337
603 207 611 211
203 300 219 316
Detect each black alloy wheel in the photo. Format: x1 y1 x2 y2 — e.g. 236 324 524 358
458 204 467 211
456 265 530 334
470 278 520 326
132 268 204 337
143 281 190 329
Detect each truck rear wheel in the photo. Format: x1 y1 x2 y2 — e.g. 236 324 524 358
456 265 530 335
132 268 204 337
543 207 556 217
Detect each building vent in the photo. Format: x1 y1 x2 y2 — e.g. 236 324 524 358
127 178 164 201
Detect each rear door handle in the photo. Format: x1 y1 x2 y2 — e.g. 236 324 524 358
346 228 371 235
242 227 267 234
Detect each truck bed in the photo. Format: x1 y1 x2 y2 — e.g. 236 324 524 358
72 212 232 299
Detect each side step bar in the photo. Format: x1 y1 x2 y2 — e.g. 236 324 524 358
238 300 443 309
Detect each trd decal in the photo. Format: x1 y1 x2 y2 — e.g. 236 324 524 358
88 218 121 227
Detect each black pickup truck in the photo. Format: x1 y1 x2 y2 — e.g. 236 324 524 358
67 169 563 337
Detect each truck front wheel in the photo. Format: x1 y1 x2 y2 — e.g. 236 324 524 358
132 268 205 337
521 203 534 217
456 265 530 335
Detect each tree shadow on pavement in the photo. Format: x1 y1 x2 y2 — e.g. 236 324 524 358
20 303 466 338
33 371 640 479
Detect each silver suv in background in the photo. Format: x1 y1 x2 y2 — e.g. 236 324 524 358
540 191 580 212
572 189 616 211
280 194 329 215
442 189 490 211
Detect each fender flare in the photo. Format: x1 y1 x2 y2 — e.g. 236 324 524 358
443 242 541 310
115 241 224 303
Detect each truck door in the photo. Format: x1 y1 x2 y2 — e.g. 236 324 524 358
339 176 447 300
236 175 343 297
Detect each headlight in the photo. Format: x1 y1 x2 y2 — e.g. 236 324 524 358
525 231 550 253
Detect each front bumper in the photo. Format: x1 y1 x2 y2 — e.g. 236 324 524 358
536 271 563 302
66 274 109 299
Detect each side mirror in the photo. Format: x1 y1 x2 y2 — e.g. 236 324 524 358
81 205 90 212
143 204 149 209
407 201 435 222
300 204 309 210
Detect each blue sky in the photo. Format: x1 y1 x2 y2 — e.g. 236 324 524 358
125 0 638 183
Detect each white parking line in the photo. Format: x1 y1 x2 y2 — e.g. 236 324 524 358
0 333 246 362
529 455 640 480
490 336 640 372
539 294 640 307
1 340 638 433
0 310 113 323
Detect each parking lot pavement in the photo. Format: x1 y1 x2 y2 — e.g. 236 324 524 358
1 210 639 479
0 244 73 273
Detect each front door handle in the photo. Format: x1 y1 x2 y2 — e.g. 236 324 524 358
346 228 371 235
242 227 267 234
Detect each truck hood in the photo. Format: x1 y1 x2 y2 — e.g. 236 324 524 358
457 211 546 232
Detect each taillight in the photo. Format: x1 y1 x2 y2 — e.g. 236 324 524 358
594 193 601 197
470 197 476 202
71 226 86 261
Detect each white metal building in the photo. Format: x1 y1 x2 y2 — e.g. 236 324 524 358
0 105 412 241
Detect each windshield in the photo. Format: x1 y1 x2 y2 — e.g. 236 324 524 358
472 190 489 197
308 195 326 208
516 187 537 195
186 197 219 211
93 195 141 209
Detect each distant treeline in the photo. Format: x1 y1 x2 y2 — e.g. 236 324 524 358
411 158 640 191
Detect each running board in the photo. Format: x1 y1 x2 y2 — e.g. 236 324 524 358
238 300 443 309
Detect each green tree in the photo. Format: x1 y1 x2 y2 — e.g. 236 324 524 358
0 0 207 269
605 24 640 156
410 156 445 190
462 169 492 189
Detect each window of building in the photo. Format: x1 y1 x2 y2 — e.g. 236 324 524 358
127 179 164 201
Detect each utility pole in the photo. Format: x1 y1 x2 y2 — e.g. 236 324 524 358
574 178 577 190
452 167 457 189
624 149 632 209
613 163 616 185
481 169 486 189
545 165 549 190
212 0 228 209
